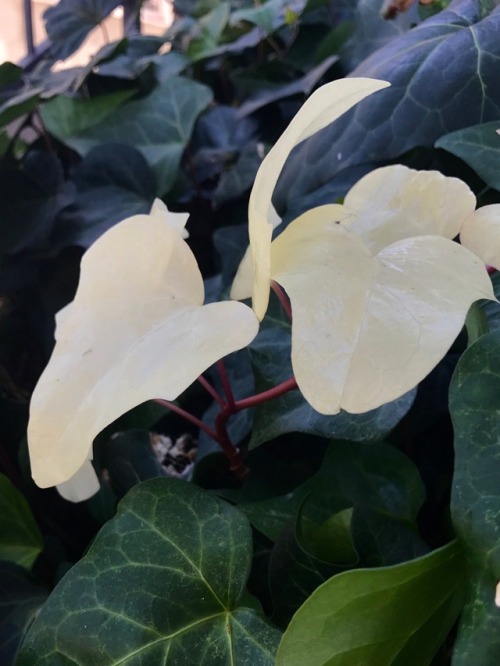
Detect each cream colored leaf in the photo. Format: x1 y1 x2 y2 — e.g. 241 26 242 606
460 204 500 270
271 213 494 415
28 213 259 491
230 245 253 301
56 458 99 502
248 78 390 320
342 165 476 254
150 198 190 239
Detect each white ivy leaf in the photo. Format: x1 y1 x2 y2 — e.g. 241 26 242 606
245 77 390 320
56 459 100 502
28 211 259 494
271 212 495 415
342 165 476 253
460 204 500 270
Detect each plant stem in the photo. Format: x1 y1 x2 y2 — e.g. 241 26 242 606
234 376 298 410
197 375 225 407
271 280 292 320
154 398 218 441
217 359 235 408
155 371 298 483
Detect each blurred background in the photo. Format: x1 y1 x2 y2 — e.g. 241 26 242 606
0 0 173 66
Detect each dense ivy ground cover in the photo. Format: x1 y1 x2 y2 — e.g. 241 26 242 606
2 0 500 663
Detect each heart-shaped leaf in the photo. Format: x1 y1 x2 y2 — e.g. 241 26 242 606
27 204 258 495
44 0 122 61
17 478 281 664
275 0 500 212
46 77 212 194
271 211 494 414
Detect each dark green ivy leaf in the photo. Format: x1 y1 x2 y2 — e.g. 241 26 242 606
0 561 48 666
276 0 500 213
436 121 500 191
44 0 122 61
276 541 465 666
0 474 43 570
17 478 281 665
449 330 500 664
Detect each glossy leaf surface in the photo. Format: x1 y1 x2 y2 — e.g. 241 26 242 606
277 542 464 666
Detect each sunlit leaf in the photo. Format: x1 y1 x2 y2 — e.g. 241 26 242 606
460 204 500 270
17 478 281 665
271 212 494 414
242 77 389 320
342 164 476 253
28 205 258 495
276 541 465 666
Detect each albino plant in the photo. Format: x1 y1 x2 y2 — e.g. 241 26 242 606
27 77 500 502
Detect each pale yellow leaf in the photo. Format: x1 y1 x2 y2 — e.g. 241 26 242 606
230 245 253 300
271 212 494 415
342 165 476 254
150 197 190 239
248 78 390 320
56 459 99 502
460 204 500 270
28 213 259 492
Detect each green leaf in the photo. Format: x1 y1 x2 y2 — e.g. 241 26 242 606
44 0 122 61
465 301 489 346
46 77 213 194
231 0 306 35
0 561 48 665
449 330 500 664
436 121 500 191
276 0 500 212
0 474 43 569
240 440 427 562
41 89 135 143
187 2 231 61
0 62 22 90
18 478 280 664
276 541 465 666
237 55 339 117
0 151 74 263
341 0 419 70
0 89 41 129
54 143 157 250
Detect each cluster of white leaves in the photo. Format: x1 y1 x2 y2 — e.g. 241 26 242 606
28 78 499 501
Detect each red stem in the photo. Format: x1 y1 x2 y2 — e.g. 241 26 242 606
154 399 218 441
197 375 225 407
217 359 235 408
234 376 298 411
271 280 292 320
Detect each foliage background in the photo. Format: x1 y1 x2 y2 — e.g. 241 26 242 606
2 0 500 663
